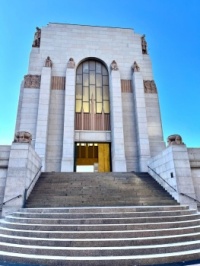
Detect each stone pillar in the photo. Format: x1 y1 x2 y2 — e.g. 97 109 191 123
109 61 127 172
132 71 151 172
35 67 52 170
61 59 76 172
2 142 42 217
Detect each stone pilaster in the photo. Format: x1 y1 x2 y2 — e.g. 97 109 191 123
132 71 151 171
35 67 52 170
61 67 76 172
110 67 127 172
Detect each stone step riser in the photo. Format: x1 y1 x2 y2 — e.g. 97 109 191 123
1 241 200 256
5 214 200 224
0 226 198 238
1 220 199 231
12 210 196 219
0 251 200 266
1 233 200 247
19 206 189 213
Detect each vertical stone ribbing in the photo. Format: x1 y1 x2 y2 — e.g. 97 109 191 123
132 71 151 171
35 67 52 170
110 70 127 172
61 68 76 172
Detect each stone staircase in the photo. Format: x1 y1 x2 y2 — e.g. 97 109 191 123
1 172 200 265
1 206 200 265
25 172 177 207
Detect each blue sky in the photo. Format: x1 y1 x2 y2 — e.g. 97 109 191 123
0 0 200 147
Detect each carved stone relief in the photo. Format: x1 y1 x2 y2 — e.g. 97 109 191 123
141 34 147 54
24 75 41 88
167 134 184 146
67 58 75 68
45 56 53 67
14 131 32 143
144 80 157 93
110 60 119 71
32 27 41 48
132 61 140 72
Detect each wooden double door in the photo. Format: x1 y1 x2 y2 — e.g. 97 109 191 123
75 143 111 172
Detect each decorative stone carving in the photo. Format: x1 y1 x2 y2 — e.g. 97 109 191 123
110 60 119 71
32 27 41 47
24 75 41 88
67 58 75 68
14 131 32 143
45 56 53 67
132 61 140 72
167 134 184 146
141 34 147 54
144 80 157 93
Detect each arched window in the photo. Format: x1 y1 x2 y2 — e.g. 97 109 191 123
75 59 110 131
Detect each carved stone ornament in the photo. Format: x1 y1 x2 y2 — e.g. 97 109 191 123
45 56 53 67
24 75 41 88
32 27 41 47
110 60 119 71
67 58 75 68
132 61 140 72
14 131 32 144
144 80 157 93
167 134 184 146
141 34 147 54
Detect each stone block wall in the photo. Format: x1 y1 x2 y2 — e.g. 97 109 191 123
148 145 197 209
2 143 42 216
0 146 11 208
188 148 200 202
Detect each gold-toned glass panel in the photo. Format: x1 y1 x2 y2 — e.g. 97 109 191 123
76 100 82 112
96 74 102 87
83 102 89 113
83 74 89 86
97 102 102 113
90 85 96 100
83 87 89 101
97 87 102 102
76 85 82 99
103 100 110 113
103 86 109 100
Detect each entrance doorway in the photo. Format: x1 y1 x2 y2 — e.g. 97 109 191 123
75 143 111 172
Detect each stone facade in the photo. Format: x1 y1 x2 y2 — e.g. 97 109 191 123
14 23 165 172
0 23 200 213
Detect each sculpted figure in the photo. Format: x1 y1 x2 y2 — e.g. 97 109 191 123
167 134 184 146
144 80 157 93
67 58 75 68
32 27 41 47
24 75 41 88
132 61 140 72
45 56 53 67
14 131 32 143
110 60 118 71
141 34 147 54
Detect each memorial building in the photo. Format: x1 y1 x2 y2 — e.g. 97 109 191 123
15 23 165 173
1 23 200 265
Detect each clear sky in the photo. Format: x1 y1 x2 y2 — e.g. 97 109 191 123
0 0 199 147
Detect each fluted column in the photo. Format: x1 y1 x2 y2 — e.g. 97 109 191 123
61 58 76 171
109 61 127 172
35 66 52 170
132 70 151 171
